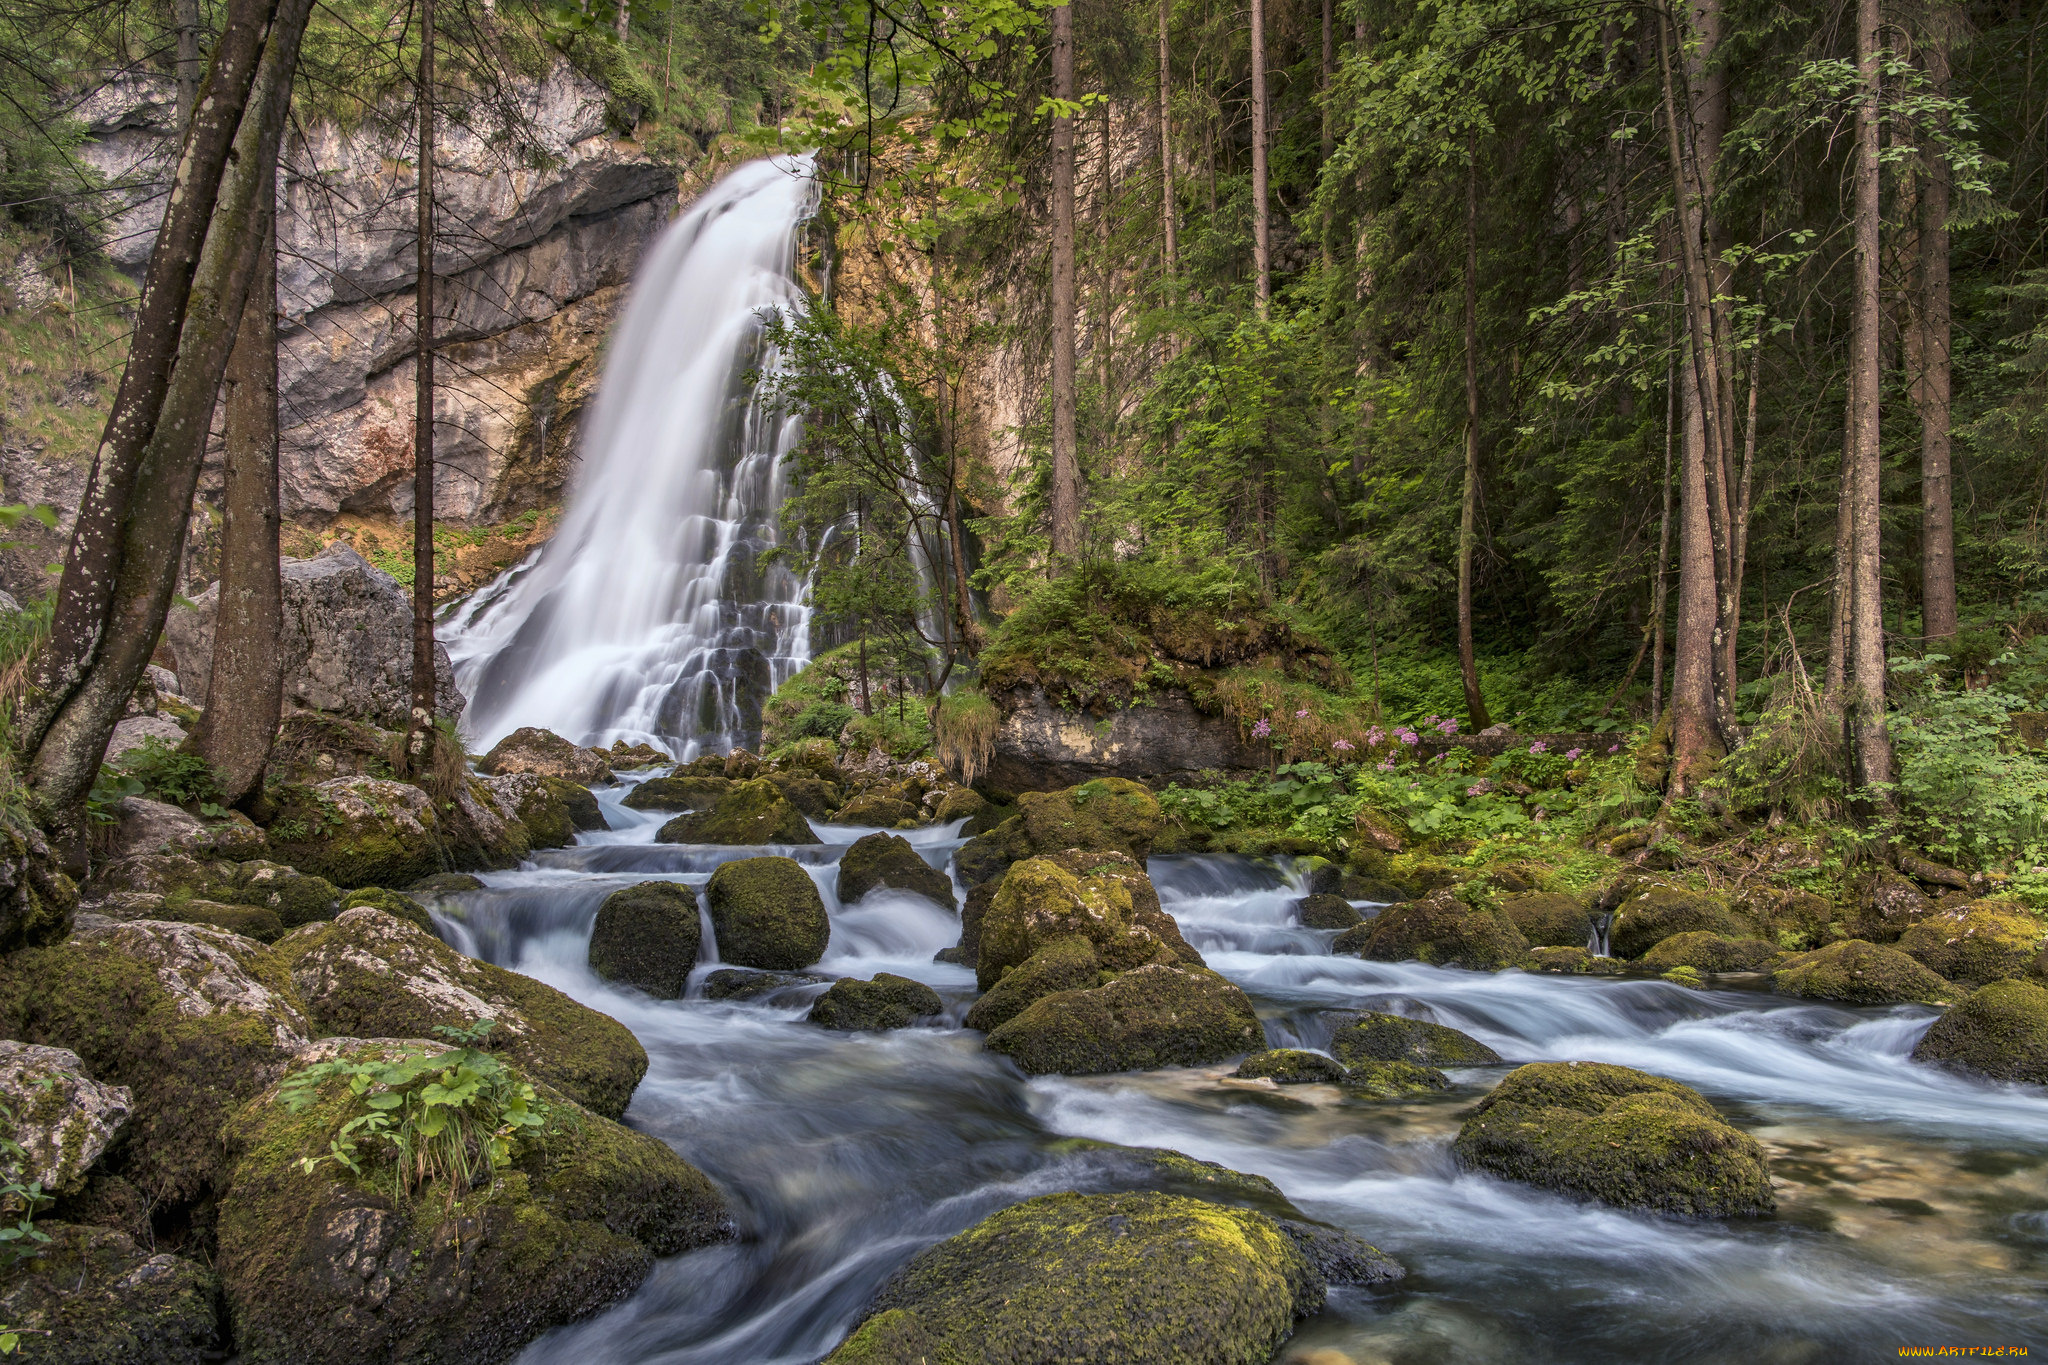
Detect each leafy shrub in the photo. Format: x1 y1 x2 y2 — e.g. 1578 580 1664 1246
113 736 223 810
785 701 857 743
0 1097 51 1268
1887 665 2048 872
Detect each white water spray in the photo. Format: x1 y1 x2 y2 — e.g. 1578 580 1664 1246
443 156 821 757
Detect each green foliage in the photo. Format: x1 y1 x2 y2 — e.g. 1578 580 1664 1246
0 1096 52 1269
111 736 222 809
1886 660 2048 872
786 701 857 742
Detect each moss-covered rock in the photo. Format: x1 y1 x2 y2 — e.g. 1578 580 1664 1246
479 773 580 849
703 856 831 970
1523 946 1625 975
477 726 614 785
98 856 344 932
837 833 957 911
0 822 78 953
337 886 434 933
1608 885 1753 960
1641 932 1786 974
833 792 922 827
0 1222 221 1364
975 856 1173 990
1771 939 1955 1006
1910 979 2048 1084
700 967 829 1000
265 778 447 890
822 1190 1321 1365
1500 892 1593 949
1339 1060 1451 1099
605 740 673 771
655 778 820 846
1344 888 1529 970
1896 901 2048 987
767 773 842 819
953 779 1162 887
275 909 647 1119
0 1042 132 1197
410 872 486 894
933 787 988 824
622 775 732 812
1843 866 1939 943
149 897 285 942
1328 1010 1502 1068
0 920 311 1206
588 881 701 999
1453 1061 1775 1217
216 1047 729 1365
546 777 609 832
807 974 943 1030
1296 893 1361 930
964 935 1100 1033
984 964 1266 1075
1041 849 1204 969
1233 1049 1347 1084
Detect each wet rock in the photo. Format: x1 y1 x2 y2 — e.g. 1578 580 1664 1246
1608 884 1753 960
823 1190 1322 1365
1523 946 1625 975
622 774 731 811
336 886 434 933
983 964 1266 1075
0 1222 222 1364
410 873 485 894
1340 888 1529 970
837 833 956 911
0 821 77 952
443 779 533 870
655 778 819 846
1039 849 1203 968
588 882 701 999
832 792 921 827
1499 891 1592 949
1641 932 1787 974
265 777 445 890
953 779 1163 888
477 726 614 785
1453 1061 1776 1217
1233 1049 1347 1084
604 740 671 770
217 1046 730 1365
933 787 988 824
275 909 646 1118
1295 856 1344 896
1340 873 1408 904
153 897 287 942
703 856 831 970
1771 939 1954 1006
765 772 841 818
479 772 582 849
700 967 829 1001
806 974 943 1031
1328 1010 1502 1068
0 1042 131 1195
1896 900 2047 987
1910 978 2048 1084
1295 893 1361 930
1276 1219 1404 1287
974 856 1169 990
964 935 1100 1033
1338 1060 1451 1098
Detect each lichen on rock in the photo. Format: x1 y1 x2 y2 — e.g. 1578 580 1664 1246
1910 978 2048 1084
0 1041 132 1196
983 964 1266 1075
1771 939 1954 1006
588 881 701 999
703 856 831 970
807 974 943 1031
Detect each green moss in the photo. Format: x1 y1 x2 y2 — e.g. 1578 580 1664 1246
984 964 1266 1075
1910 978 2048 1083
411 873 487 894
0 1222 221 1363
806 974 943 1030
1641 932 1785 974
1343 888 1529 970
1453 1061 1776 1217
964 936 1101 1033
1896 900 2048 987
703 857 831 970
834 791 922 827
1523 946 1625 975
588 882 701 999
1499 891 1593 949
1339 1059 1451 1099
1609 885 1753 959
1233 1049 1347 1084
208 861 344 928
1661 965 1706 989
264 781 446 890
1296 893 1361 929
1328 1011 1502 1068
1772 939 1955 1006
655 778 820 846
837 832 956 910
822 1190 1320 1365
338 886 434 933
933 787 989 824
974 856 1160 989
954 781 1163 889
622 775 732 812
541 778 609 833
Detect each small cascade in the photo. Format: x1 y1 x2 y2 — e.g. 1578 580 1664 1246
442 157 821 758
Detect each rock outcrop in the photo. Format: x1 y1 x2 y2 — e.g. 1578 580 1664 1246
587 882 701 998
0 1041 132 1195
986 686 1269 792
1910 978 2048 1084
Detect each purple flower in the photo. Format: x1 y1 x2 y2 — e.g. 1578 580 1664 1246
1529 741 1549 754
1564 747 1583 760
1437 719 1459 735
1366 727 1385 746
1377 759 1396 771
1295 708 1311 719
1423 714 1439 726
1251 718 1272 739
1398 729 1420 746
1332 739 1355 752
1608 743 1621 753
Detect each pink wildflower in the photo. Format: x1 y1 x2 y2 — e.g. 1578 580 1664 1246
1332 739 1355 752
1437 719 1459 735
1366 727 1385 746
1564 748 1583 760
1398 729 1420 746
1251 718 1272 739
1608 743 1621 753
1529 741 1549 754
1377 759 1396 771
1295 708 1311 719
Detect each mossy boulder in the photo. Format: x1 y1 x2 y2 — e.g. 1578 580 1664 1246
767 773 842 818
1844 866 1939 943
703 856 831 970
1608 885 1753 960
1453 1061 1776 1217
265 778 447 890
953 779 1162 887
700 967 829 1001
984 964 1266 1075
1328 1010 1502 1068
965 936 1100 1034
1896 901 2048 987
622 775 732 812
1499 892 1593 949
605 740 672 770
823 1190 1322 1365
1910 979 2048 1084
1296 893 1361 930
0 1222 222 1364
0 1042 132 1197
337 886 434 933
833 792 922 827
588 881 701 999
1234 1049 1347 1084
1771 939 1955 1006
974 856 1168 990
1344 888 1530 970
411 872 485 894
655 778 820 846
149 897 286 942
98 856 345 934
274 909 647 1119
0 920 312 1206
477 726 615 785
837 833 957 911
1039 849 1203 968
206 860 343 928
933 787 988 824
0 821 77 954
479 772 581 849
807 974 944 1030
1339 1060 1451 1099
1524 946 1625 976
216 1047 730 1365
1641 932 1786 974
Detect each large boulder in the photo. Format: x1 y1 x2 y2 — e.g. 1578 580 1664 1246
953 779 1163 888
1453 1061 1775 1217
165 541 464 729
1295 893 1361 930
1340 888 1529 970
964 936 1101 1034
975 856 1171 990
1771 940 1954 1006
0 1222 222 1364
1039 849 1203 968
0 1041 132 1196
832 791 922 828
477 727 614 786
1233 1049 1348 1084
1607 884 1752 960
1641 932 1785 974
837 833 956 911
104 797 267 863
1896 900 2047 987
217 1046 730 1365
1499 891 1592 949
275 909 647 1119
1910 979 2048 1084
0 821 78 952
983 964 1266 1075
703 857 831 970
587 881 701 999
264 778 446 890
478 773 588 850
806 974 943 1031
655 778 819 846
1328 1010 1502 1068
823 1191 1323 1365
621 774 730 811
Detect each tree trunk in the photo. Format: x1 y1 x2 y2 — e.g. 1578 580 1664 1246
25 0 313 825
615 0 630 42
1651 346 1676 725
1668 342 1722 797
1320 0 1333 162
1249 0 1271 315
408 0 439 771
1825 431 1852 709
1845 0 1894 791
1458 143 1491 731
192 201 282 806
1157 0 1177 279
1049 3 1081 561
1917 24 1957 644
174 0 203 130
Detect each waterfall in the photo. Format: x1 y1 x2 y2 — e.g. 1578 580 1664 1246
442 156 821 759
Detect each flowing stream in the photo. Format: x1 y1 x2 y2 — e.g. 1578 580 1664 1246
420 782 2048 1365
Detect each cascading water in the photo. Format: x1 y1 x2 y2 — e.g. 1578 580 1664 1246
442 157 821 758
